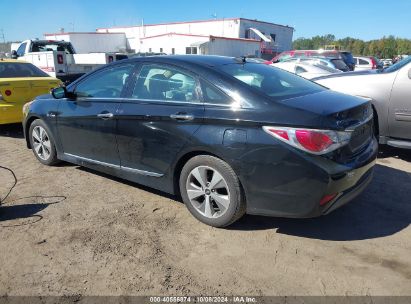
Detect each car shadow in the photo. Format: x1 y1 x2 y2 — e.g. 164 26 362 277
0 196 66 227
229 164 411 241
76 167 178 201
0 123 24 139
378 145 411 162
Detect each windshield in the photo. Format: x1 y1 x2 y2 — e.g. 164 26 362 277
0 62 49 78
384 56 411 73
217 63 324 100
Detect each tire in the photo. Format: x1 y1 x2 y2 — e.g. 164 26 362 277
29 119 59 166
179 155 246 227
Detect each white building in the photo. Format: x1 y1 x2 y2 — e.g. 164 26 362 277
96 18 294 58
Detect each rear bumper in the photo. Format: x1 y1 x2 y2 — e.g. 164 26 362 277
242 137 378 218
322 167 373 215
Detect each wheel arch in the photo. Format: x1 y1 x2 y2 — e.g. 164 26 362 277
25 115 41 148
173 150 220 195
172 149 246 201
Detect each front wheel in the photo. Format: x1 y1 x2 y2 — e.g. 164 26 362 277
179 155 246 227
29 119 59 166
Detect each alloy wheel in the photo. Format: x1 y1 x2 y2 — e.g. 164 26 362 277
186 166 231 219
32 126 52 161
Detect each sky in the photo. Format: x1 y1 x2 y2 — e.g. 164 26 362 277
1 0 410 42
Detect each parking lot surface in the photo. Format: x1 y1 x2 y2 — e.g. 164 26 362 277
1 124 410 296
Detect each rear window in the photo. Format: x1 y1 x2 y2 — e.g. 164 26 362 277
217 63 324 100
0 62 49 78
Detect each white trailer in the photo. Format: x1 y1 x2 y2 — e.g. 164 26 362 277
43 32 128 53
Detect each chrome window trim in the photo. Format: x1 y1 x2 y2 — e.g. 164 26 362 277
121 97 236 108
121 166 163 177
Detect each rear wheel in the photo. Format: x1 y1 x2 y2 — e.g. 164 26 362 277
29 119 59 166
179 155 245 227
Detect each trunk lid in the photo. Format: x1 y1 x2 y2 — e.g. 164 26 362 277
277 90 374 155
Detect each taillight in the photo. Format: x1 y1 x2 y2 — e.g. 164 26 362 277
370 57 377 69
295 130 333 153
263 126 352 155
319 193 338 206
5 90 12 96
57 54 64 64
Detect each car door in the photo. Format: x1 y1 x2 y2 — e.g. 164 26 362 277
388 61 411 140
57 63 136 166
115 63 204 186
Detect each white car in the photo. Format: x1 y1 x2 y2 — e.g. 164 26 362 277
354 56 382 71
382 59 393 67
313 56 411 149
273 61 341 79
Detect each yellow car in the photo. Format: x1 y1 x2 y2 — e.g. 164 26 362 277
0 59 62 124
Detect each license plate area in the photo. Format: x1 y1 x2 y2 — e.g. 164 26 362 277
349 119 373 152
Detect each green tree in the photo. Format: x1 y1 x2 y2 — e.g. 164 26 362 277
292 35 411 58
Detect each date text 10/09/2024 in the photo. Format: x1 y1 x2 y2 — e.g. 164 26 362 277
149 297 257 303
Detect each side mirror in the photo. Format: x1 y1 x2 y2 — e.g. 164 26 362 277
51 87 67 99
11 50 18 59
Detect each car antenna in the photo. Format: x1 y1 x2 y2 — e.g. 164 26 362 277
235 56 247 64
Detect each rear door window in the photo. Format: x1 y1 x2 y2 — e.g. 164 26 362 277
132 64 199 102
200 80 231 105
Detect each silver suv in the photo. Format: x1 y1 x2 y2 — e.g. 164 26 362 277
314 56 411 149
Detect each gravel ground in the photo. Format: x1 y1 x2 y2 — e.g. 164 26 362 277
0 123 410 296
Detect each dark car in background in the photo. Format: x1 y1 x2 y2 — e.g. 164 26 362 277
272 50 356 71
22 55 377 227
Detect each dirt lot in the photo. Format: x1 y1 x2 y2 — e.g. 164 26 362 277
0 123 410 296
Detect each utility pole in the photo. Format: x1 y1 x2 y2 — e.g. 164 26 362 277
0 29 5 44
0 29 5 54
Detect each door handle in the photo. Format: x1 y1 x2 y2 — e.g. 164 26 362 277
170 113 194 121
97 112 114 120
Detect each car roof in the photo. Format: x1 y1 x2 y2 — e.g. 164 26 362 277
122 55 240 67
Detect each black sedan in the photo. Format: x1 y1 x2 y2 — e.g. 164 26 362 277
23 55 377 227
